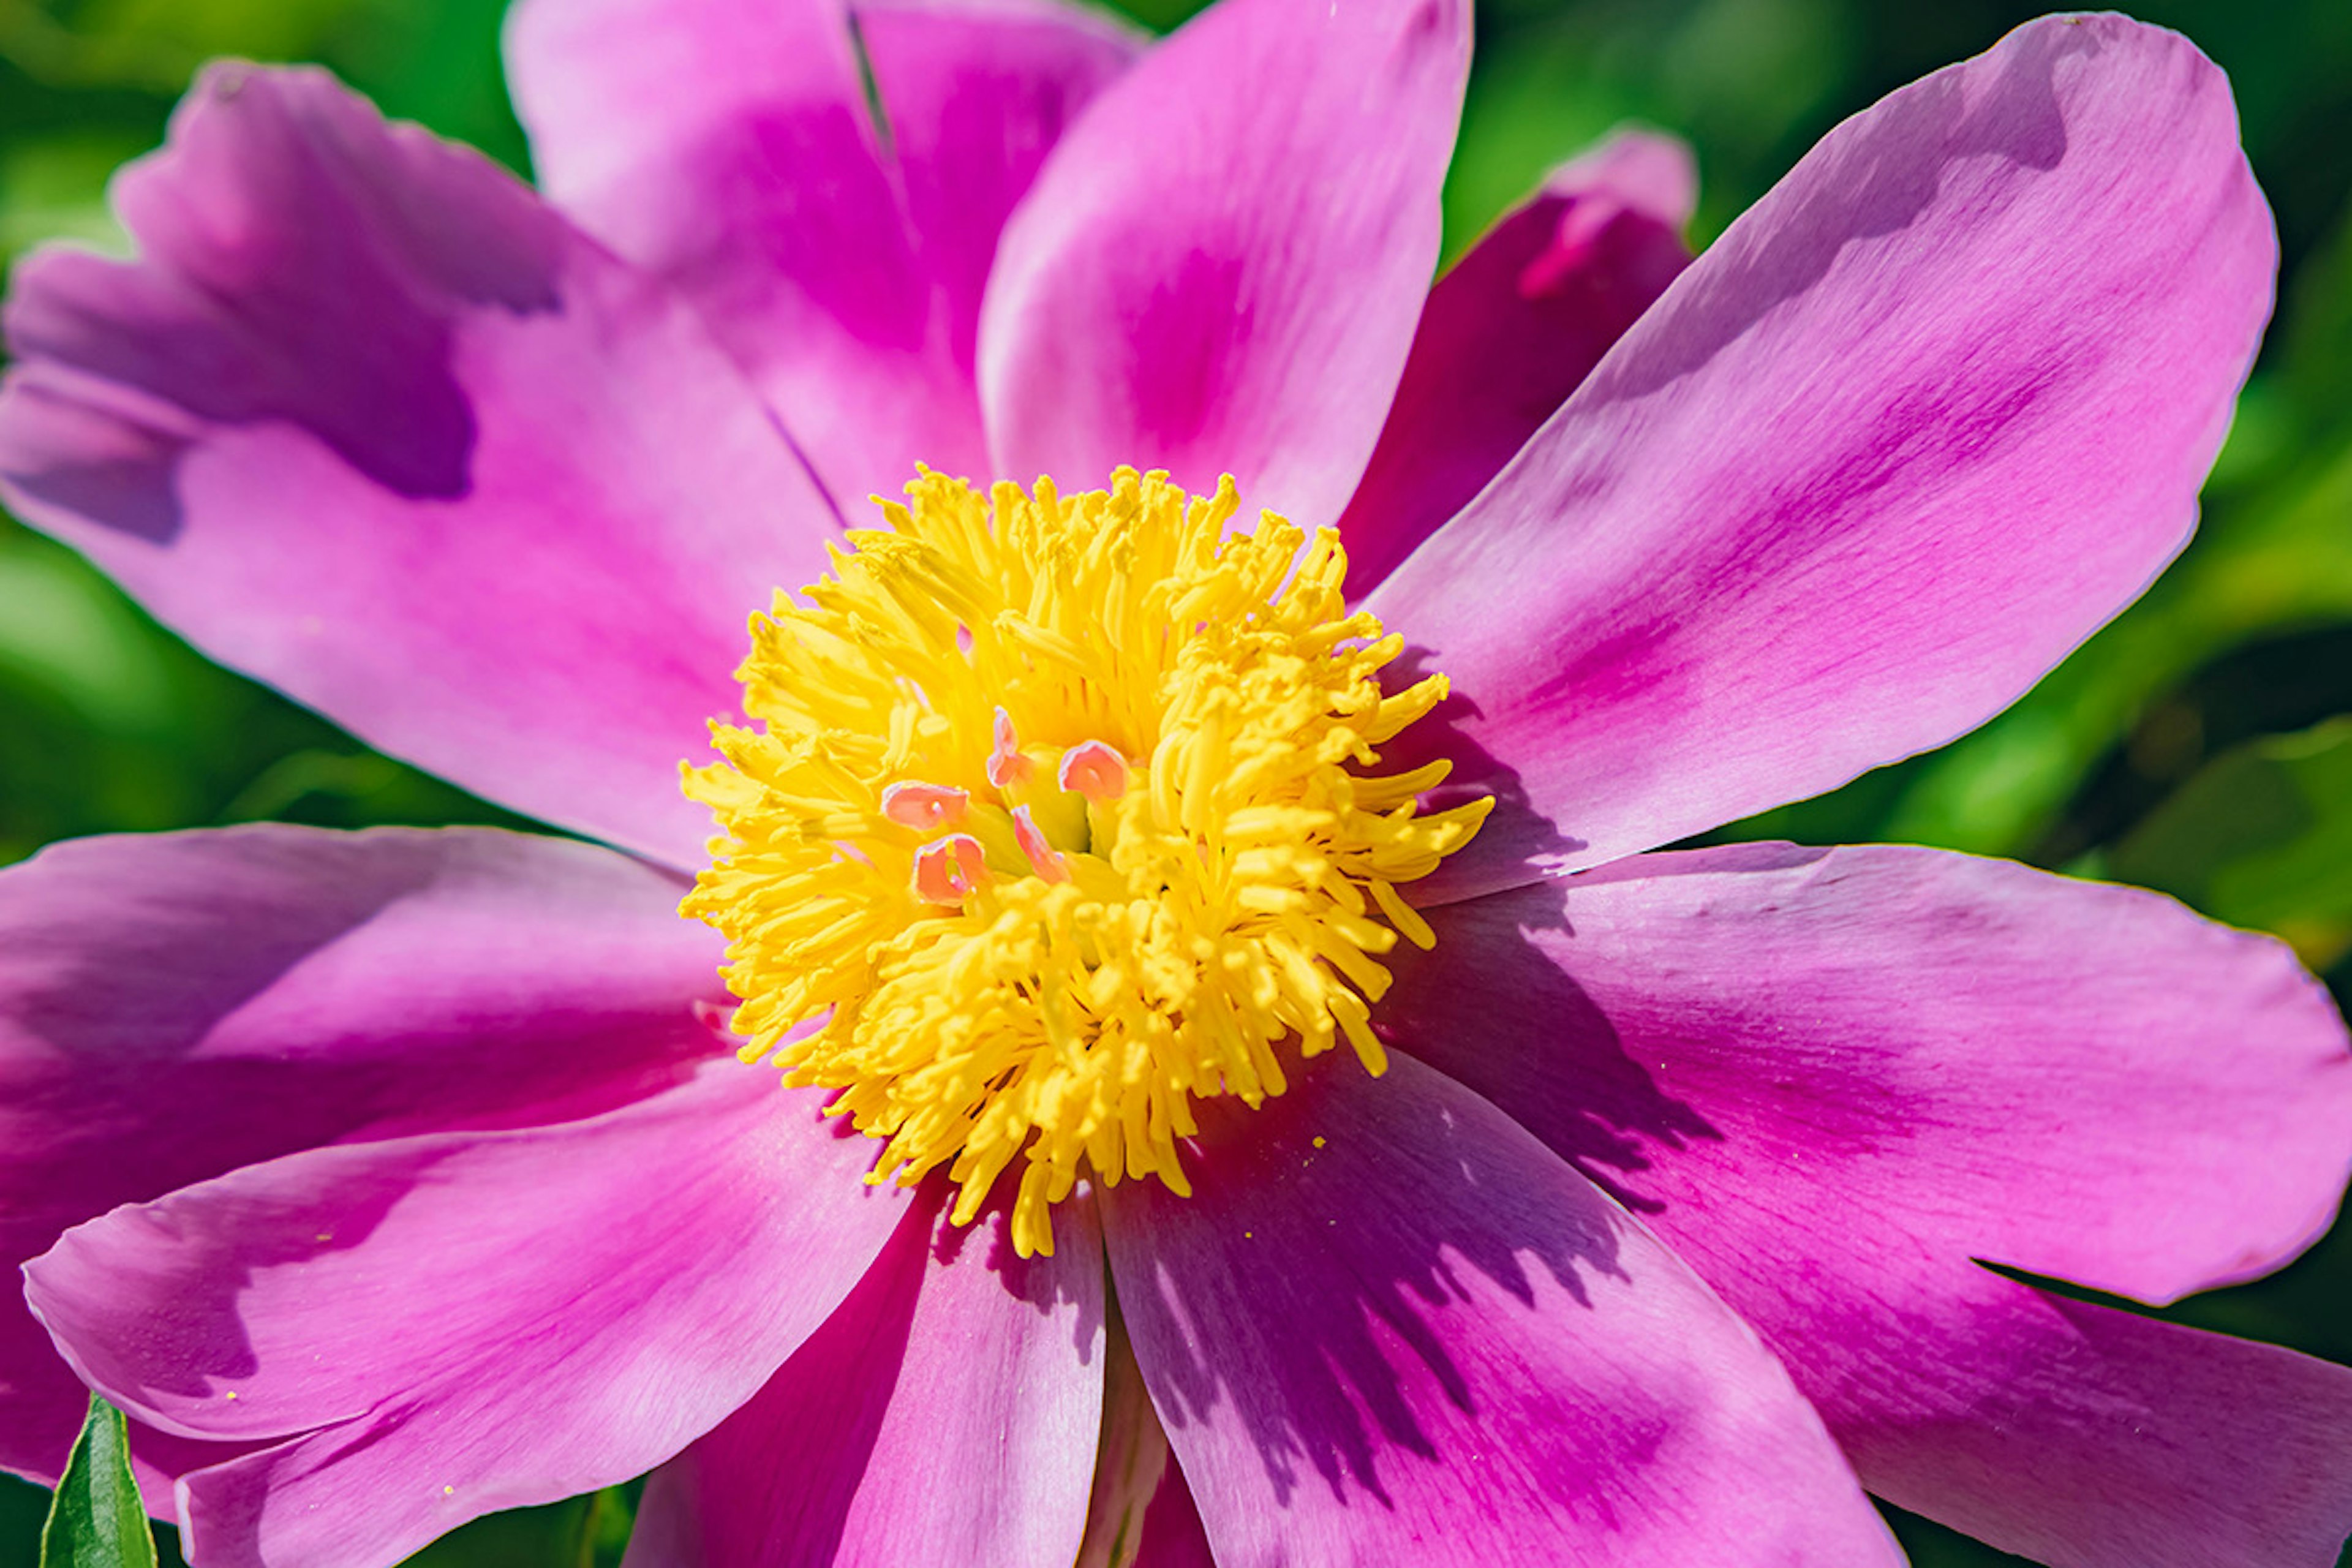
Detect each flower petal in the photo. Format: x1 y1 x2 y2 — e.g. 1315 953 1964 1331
1371 17 2275 898
857 0 1146 404
1101 1051 1903 1567
0 65 827 867
0 824 723 1494
625 1181 1104 1567
978 0 1468 526
505 0 1138 507
1875 1283 2352 1568
1335 129 1693 596
1122 1457 1219 1568
26 1061 907 1567
1384 843 2352 1562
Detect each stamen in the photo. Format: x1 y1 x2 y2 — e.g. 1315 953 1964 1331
986 707 1033 790
1011 805 1068 883
1058 740 1129 804
881 781 968 831
910 834 990 905
682 468 1491 1258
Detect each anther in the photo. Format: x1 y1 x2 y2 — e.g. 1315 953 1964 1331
1058 740 1129 804
881 781 968 831
987 707 1033 790
911 835 990 905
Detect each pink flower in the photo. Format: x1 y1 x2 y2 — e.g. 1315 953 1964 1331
1 1 2348 1564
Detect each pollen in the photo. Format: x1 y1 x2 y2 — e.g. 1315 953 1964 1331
681 468 1490 1257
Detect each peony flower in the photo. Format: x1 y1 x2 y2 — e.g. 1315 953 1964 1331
1 0 2348 1562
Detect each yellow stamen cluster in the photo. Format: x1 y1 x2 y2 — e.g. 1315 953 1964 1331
682 468 1488 1256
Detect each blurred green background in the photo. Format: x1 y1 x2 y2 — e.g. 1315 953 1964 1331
1 0 2348 1562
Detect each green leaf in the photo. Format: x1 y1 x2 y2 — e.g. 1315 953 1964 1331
2271 196 2352 457
2100 717 2352 970
0 131 140 265
39 1395 157 1568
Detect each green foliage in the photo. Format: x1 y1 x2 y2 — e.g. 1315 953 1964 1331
2102 718 2352 970
1446 0 1859 253
0 522 535 867
39 1396 156 1568
401 1487 638 1568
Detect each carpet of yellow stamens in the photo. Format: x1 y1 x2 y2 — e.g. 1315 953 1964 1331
682 468 1490 1257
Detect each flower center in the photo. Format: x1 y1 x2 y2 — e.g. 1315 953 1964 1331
682 469 1489 1256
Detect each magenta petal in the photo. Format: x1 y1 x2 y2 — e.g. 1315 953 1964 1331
626 1182 1103 1567
26 1061 907 1567
0 66 827 867
978 0 1467 525
1868 1283 2352 1567
0 824 723 1492
507 0 1137 507
1123 1456 1219 1568
1372 17 2275 896
1101 1052 1902 1567
1385 843 2352 1561
1335 129 1694 595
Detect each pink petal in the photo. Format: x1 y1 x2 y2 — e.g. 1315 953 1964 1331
1872 1283 2352 1567
625 1181 1104 1567
1123 1458 1219 1568
505 0 1139 507
0 66 827 867
1383 843 2352 1562
1101 1051 1904 1567
1335 129 1694 595
1371 17 2276 900
856 0 1147 395
0 824 723 1496
978 0 1468 526
26 1061 908 1567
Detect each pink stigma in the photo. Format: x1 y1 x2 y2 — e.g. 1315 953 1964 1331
1012 805 1069 884
881 781 969 831
987 707 1034 789
1058 741 1129 804
911 835 990 905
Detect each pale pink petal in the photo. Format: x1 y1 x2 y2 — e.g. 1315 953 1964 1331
26 1062 908 1568
979 0 1468 525
0 66 826 866
625 1182 1103 1567
506 0 1138 507
1384 843 2352 1562
1372 17 2275 900
1335 129 1693 595
1101 1052 1903 1567
0 824 724 1496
